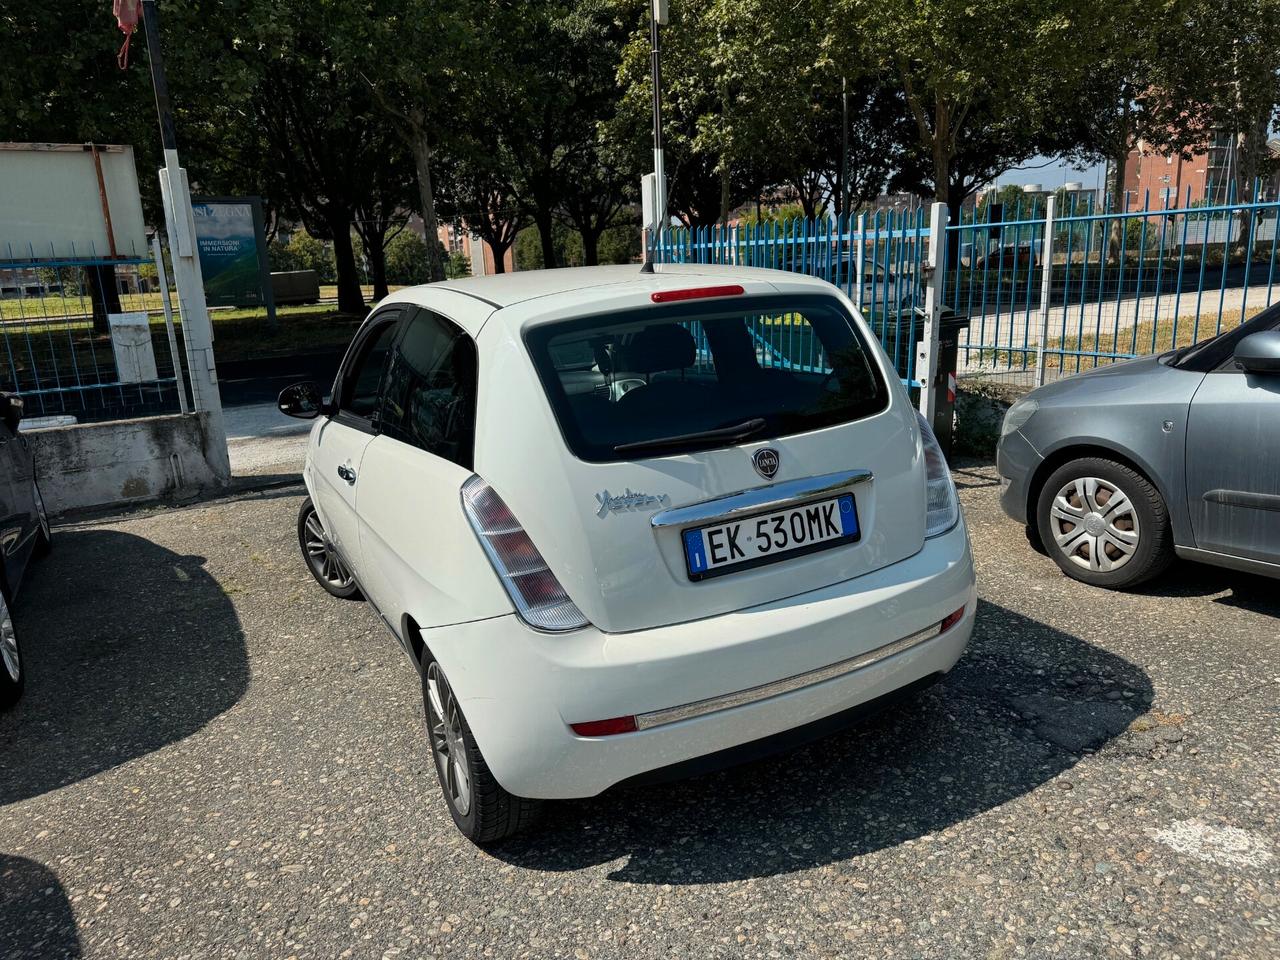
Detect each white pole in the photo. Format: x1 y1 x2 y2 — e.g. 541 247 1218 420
142 0 230 484
854 212 866 310
159 157 230 480
917 202 948 421
1035 195 1057 386
151 234 188 415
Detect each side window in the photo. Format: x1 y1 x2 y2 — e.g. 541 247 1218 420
339 316 400 419
378 310 478 468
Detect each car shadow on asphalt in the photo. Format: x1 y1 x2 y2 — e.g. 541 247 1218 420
0 855 80 959
0 530 249 805
1129 560 1280 616
490 599 1152 884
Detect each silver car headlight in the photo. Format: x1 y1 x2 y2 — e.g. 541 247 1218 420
1000 398 1039 437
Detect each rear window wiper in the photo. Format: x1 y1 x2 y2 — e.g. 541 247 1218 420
613 417 767 456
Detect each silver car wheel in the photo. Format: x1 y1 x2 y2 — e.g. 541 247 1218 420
0 592 18 683
426 662 472 818
1048 476 1140 573
303 510 355 590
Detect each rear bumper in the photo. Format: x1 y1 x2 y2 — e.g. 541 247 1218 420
996 428 1042 525
421 518 977 799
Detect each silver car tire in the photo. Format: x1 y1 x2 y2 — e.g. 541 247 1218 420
1035 457 1173 589
421 658 541 844
0 587 24 710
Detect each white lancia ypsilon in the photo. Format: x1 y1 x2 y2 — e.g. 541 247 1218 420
278 264 976 843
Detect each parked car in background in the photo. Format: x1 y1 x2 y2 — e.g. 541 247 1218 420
0 393 53 710
279 264 976 844
997 302 1280 588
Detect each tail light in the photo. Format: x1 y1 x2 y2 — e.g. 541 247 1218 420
916 412 959 538
461 476 590 632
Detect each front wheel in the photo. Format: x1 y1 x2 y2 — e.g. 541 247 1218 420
0 587 24 710
1035 457 1173 589
423 659 540 844
296 498 362 600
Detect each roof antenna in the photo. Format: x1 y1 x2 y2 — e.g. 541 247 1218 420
640 258 655 273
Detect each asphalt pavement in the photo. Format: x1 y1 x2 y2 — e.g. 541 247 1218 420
1 463 1278 959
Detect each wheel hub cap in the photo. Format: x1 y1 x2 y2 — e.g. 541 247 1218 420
303 510 354 590
1048 476 1140 573
427 663 472 817
0 595 17 682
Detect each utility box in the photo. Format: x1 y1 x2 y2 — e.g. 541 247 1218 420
882 307 971 457
107 312 158 383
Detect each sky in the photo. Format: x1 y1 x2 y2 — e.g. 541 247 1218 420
995 155 1108 192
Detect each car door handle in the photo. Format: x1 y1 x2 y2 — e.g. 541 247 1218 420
337 464 357 485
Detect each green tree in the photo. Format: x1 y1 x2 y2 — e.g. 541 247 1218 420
384 231 431 286
355 0 476 284
843 0 1092 220
270 229 336 284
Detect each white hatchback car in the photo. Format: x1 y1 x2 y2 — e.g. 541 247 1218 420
278 264 976 843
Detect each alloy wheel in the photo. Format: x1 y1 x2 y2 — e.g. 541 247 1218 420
426 662 472 817
0 593 17 683
302 509 355 590
1048 476 1140 573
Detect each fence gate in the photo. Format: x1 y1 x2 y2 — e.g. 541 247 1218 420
0 250 189 425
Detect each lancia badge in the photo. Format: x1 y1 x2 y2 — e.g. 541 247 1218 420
752 447 780 480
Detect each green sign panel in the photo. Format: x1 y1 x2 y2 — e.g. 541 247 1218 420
191 196 275 318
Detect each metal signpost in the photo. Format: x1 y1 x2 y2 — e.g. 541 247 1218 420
140 0 231 481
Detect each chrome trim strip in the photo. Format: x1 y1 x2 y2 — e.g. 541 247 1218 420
649 469 873 529
633 619 944 731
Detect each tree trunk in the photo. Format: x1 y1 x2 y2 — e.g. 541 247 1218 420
410 123 446 283
580 228 601 267
1106 145 1128 265
487 239 509 274
87 265 122 334
328 213 365 315
535 210 557 270
367 234 389 300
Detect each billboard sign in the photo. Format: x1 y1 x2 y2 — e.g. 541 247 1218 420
191 196 274 314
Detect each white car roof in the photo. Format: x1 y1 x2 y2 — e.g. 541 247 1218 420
381 263 838 337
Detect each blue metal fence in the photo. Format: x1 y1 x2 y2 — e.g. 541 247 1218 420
654 209 931 384
0 254 190 424
656 189 1280 389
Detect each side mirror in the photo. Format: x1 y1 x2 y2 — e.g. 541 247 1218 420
1 393 23 433
277 381 326 420
1234 331 1280 375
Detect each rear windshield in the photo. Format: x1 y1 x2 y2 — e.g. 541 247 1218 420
525 293 890 462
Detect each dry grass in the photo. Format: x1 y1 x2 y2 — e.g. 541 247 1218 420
968 305 1269 372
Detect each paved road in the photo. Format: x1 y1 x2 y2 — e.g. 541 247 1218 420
2 465 1278 959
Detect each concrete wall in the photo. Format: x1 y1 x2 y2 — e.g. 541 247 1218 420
30 412 225 515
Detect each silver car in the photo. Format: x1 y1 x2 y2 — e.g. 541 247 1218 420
997 305 1280 588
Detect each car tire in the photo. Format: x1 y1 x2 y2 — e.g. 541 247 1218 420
1035 457 1173 589
423 658 541 844
0 584 24 711
32 480 51 559
297 498 362 601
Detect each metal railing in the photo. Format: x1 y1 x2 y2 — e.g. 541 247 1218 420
654 209 932 385
0 250 190 425
947 188 1280 383
656 189 1280 409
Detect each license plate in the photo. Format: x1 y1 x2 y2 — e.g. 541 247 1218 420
682 494 860 581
